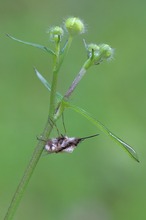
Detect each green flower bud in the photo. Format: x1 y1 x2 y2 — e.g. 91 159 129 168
64 17 85 36
85 42 114 66
48 26 64 43
86 43 100 59
98 44 114 60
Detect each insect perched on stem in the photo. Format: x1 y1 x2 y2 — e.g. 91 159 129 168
45 134 99 153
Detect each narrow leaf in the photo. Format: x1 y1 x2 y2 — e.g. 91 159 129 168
7 34 55 55
60 40 68 54
68 103 139 162
34 68 62 100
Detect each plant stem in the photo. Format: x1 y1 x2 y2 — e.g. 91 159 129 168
64 67 86 98
4 119 53 220
61 36 72 62
64 57 92 99
4 38 62 220
49 66 59 117
4 35 73 220
48 42 60 118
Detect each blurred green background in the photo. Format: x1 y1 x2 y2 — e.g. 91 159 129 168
0 0 146 219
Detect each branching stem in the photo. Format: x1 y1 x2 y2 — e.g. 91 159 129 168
4 34 73 220
64 67 86 98
64 57 92 99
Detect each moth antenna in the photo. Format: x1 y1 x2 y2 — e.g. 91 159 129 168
80 134 99 141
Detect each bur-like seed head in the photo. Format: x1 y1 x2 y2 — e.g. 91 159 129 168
86 43 100 58
98 44 114 60
64 17 85 36
86 42 114 65
48 26 64 42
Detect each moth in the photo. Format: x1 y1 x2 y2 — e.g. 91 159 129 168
45 134 99 153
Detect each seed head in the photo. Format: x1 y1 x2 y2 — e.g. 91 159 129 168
98 44 114 61
64 17 85 36
48 26 64 42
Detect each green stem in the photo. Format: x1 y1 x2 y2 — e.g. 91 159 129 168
49 67 59 117
83 57 93 70
60 36 72 64
49 41 60 118
64 57 93 99
4 120 53 220
49 36 72 118
4 38 62 220
4 35 73 220
64 67 87 98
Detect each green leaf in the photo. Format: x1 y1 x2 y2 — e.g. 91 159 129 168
60 40 68 54
34 68 62 100
34 69 139 162
7 34 55 55
68 103 139 162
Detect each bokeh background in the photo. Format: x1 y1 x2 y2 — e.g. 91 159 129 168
0 0 146 219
